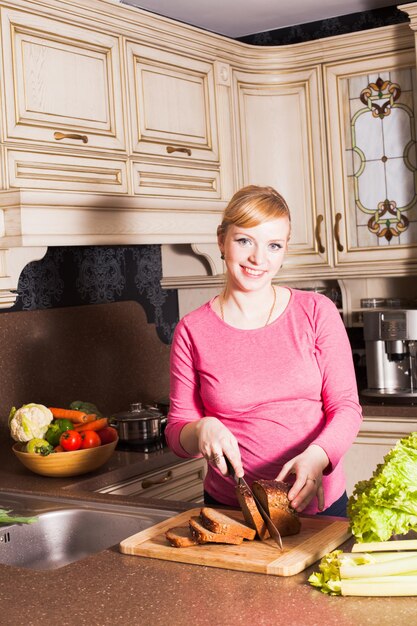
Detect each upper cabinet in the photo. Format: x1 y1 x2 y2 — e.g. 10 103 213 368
0 0 417 304
232 66 331 271
126 42 219 162
325 49 417 272
1 7 126 152
125 41 222 200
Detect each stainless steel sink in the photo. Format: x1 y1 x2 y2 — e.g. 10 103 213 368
0 492 176 570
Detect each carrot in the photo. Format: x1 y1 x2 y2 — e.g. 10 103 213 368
74 417 108 433
49 407 89 423
54 445 64 452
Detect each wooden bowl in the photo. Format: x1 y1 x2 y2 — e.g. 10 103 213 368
12 438 118 477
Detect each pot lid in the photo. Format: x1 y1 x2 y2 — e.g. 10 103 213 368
112 402 163 421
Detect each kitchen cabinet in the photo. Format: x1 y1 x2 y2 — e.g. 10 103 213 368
343 415 416 495
98 457 207 503
1 6 126 153
324 49 417 273
126 42 219 163
231 66 331 272
0 0 416 305
125 42 227 201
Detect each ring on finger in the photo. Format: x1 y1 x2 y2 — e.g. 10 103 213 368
306 476 317 485
209 453 223 465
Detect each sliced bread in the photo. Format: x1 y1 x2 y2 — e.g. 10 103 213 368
235 483 270 540
165 526 199 548
252 479 301 537
189 516 244 545
199 507 256 540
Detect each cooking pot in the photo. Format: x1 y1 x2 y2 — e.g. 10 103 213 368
110 402 167 444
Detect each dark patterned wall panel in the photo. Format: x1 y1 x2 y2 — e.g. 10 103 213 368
3 245 178 345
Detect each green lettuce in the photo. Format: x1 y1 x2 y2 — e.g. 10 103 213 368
0 509 38 524
348 432 417 542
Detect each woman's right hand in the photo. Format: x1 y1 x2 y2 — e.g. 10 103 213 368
195 417 244 478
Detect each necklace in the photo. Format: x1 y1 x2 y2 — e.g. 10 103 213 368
219 286 277 327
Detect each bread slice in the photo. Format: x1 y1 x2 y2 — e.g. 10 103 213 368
252 479 301 537
235 483 270 540
189 516 244 545
199 507 256 540
165 526 199 548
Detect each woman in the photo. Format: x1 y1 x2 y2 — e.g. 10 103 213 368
165 185 362 516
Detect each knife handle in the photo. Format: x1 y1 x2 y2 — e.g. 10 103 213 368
224 455 235 479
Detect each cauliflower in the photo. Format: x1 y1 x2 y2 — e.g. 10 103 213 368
9 403 53 442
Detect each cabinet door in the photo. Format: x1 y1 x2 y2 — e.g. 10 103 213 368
343 416 416 495
1 8 126 152
232 66 331 270
325 51 417 269
126 41 219 163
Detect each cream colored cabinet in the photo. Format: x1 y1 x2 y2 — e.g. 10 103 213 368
98 457 207 503
125 41 223 200
343 415 416 496
1 7 126 153
232 66 332 271
325 50 417 271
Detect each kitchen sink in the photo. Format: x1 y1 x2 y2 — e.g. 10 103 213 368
0 492 176 570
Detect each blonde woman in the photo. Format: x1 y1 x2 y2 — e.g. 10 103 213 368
165 185 362 516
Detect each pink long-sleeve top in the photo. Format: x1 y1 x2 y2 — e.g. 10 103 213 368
165 288 362 514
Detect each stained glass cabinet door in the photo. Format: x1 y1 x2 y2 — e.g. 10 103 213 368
325 50 417 272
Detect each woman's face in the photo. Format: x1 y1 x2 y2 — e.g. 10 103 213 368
218 217 290 292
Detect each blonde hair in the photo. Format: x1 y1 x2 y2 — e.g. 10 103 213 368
218 185 291 237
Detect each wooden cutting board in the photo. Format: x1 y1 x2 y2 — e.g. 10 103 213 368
119 508 351 576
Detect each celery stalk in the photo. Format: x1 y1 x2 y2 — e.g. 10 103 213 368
352 539 417 553
340 554 417 579
341 577 417 596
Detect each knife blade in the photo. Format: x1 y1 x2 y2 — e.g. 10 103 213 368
224 456 283 550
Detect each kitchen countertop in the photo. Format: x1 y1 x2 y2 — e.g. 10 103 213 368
1 409 417 626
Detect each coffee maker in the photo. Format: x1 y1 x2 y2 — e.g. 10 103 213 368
362 309 417 403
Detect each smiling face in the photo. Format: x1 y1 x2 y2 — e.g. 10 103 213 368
218 217 290 293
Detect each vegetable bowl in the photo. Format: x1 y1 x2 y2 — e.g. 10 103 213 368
12 438 118 477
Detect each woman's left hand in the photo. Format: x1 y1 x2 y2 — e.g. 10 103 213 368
276 445 329 513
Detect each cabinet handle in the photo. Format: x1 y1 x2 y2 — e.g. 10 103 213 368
54 131 89 144
334 212 344 252
166 145 192 156
142 470 173 489
315 214 325 254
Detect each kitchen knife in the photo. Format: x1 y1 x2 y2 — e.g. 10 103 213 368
224 456 283 550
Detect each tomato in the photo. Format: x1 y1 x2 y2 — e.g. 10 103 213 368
80 430 101 449
96 426 118 445
60 429 82 451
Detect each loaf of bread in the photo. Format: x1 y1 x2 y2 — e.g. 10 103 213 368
199 507 256 540
235 483 270 540
165 526 200 548
252 479 301 537
189 516 244 545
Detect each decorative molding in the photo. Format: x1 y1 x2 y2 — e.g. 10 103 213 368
0 246 48 306
214 61 231 86
191 243 224 275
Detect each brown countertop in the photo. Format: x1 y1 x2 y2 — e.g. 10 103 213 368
1 415 417 626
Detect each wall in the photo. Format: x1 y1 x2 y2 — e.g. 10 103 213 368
0 245 177 425
237 4 408 45
0 6 407 423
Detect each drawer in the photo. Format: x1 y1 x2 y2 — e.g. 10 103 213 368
132 161 221 199
6 149 128 194
99 458 207 502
